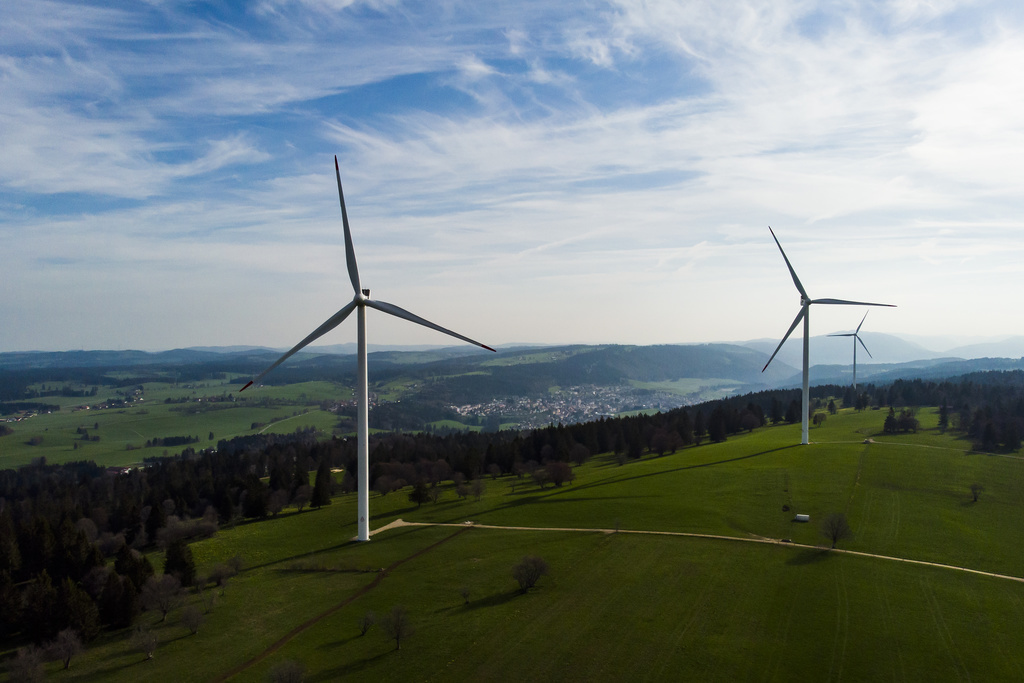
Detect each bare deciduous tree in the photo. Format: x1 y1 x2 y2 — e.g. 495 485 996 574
293 484 312 512
141 574 182 621
820 512 853 549
130 624 157 660
48 628 83 670
181 605 203 634
268 659 306 683
512 555 549 591
970 483 984 502
268 489 288 517
9 645 44 683
382 606 414 650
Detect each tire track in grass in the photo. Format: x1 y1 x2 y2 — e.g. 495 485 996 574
920 576 972 682
766 592 798 682
828 561 850 682
997 587 1024 679
213 526 470 682
878 569 906 680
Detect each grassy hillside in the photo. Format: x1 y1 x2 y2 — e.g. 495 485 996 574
6 407 1024 681
0 379 343 468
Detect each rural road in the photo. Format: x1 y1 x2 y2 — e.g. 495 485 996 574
373 518 1024 585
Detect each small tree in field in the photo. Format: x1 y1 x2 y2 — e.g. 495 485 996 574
181 605 203 634
512 555 549 592
820 512 853 549
130 624 157 660
141 574 182 621
970 483 984 502
9 645 44 683
382 606 414 650
47 628 83 670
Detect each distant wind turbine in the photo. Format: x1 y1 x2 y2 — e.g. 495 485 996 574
828 311 873 389
241 156 495 541
761 228 895 445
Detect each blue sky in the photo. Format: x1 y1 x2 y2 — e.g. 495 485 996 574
3 0 1024 353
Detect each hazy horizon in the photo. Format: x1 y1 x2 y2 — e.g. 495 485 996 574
6 330 1024 359
4 2 1024 353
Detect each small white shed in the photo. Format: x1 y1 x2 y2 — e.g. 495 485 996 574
794 514 810 523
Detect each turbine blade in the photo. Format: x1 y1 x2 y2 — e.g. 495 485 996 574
336 156 361 296
855 310 869 334
857 334 873 358
762 307 805 372
827 332 855 338
366 299 495 352
240 300 358 392
769 227 808 300
811 298 896 307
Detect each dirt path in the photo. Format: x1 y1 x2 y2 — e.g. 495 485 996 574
214 526 470 682
380 519 1024 584
218 516 1023 680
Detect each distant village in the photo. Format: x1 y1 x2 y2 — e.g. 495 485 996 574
449 384 701 430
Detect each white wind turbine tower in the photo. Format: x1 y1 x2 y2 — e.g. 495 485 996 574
828 311 873 389
241 156 495 541
761 228 894 445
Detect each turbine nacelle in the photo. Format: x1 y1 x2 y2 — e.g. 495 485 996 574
762 227 895 444
240 157 495 542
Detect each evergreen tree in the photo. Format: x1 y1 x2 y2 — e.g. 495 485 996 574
292 458 310 495
145 500 167 541
0 570 20 638
408 481 430 508
115 545 154 592
311 459 333 509
0 507 21 577
22 570 60 643
164 539 196 587
58 577 100 642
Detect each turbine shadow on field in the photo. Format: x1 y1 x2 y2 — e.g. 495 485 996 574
428 446 794 525
575 445 798 493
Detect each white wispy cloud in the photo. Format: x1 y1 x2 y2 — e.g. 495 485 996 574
2 0 1024 351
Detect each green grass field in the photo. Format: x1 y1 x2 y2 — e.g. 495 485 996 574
6 407 1024 681
0 380 346 468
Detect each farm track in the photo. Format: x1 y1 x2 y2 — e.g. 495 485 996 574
379 519 1024 585
213 525 470 682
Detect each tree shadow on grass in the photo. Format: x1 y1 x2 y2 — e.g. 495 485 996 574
308 649 393 681
786 548 833 566
316 634 360 652
461 590 521 612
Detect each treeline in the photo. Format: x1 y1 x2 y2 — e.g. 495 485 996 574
144 436 200 448
0 402 62 416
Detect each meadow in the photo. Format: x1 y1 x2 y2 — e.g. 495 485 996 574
0 380 346 469
6 406 1024 681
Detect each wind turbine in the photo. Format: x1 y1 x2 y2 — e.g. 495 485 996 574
241 156 495 541
828 311 873 389
761 228 894 445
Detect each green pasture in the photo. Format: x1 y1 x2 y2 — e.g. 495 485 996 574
7 407 1024 681
628 377 742 397
0 380 348 468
